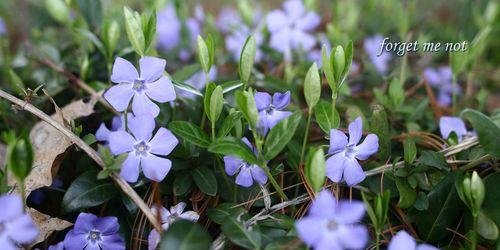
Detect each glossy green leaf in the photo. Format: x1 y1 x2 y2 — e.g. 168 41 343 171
6 134 33 182
159 220 212 250
207 203 246 224
460 109 500 158
404 136 417 164
304 63 321 110
172 79 204 97
331 45 345 86
62 171 118 212
191 167 217 196
221 216 261 249
370 105 391 161
123 7 145 56
197 35 211 73
235 90 258 130
204 82 216 121
45 0 70 23
264 111 302 160
168 121 211 148
395 177 417 209
218 111 243 138
305 147 326 193
417 151 449 170
321 44 335 90
208 137 258 165
315 100 339 133
239 35 256 84
478 211 499 240
173 172 192 196
209 86 224 123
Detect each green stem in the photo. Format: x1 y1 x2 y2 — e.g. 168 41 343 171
211 121 215 141
263 166 288 201
19 180 26 209
299 111 312 165
472 215 478 250
200 71 210 129
375 231 380 250
331 92 337 122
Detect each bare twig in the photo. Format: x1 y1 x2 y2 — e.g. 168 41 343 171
0 89 162 232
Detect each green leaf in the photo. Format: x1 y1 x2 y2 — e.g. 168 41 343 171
207 203 245 224
168 121 211 148
221 80 244 94
415 172 462 242
62 171 118 212
76 28 106 56
159 220 212 250
123 7 145 56
206 34 215 68
239 35 257 84
172 79 204 97
264 111 302 160
218 111 243 138
414 191 429 211
449 50 469 75
389 78 405 107
370 105 391 161
321 45 335 90
6 134 34 182
305 147 326 193
331 45 345 86
395 177 417 209
221 216 261 249
460 109 500 158
197 35 211 73
173 172 192 196
315 100 339 133
304 63 321 110
340 40 353 85
191 167 218 196
417 151 449 170
483 172 500 235
204 82 216 121
478 211 499 240
77 0 102 29
404 136 417 164
45 0 70 23
209 86 224 123
208 137 258 165
102 20 120 58
142 11 157 54
235 90 258 130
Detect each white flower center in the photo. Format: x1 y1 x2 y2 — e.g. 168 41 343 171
326 220 338 231
134 141 150 156
133 79 147 93
344 145 357 158
87 230 102 244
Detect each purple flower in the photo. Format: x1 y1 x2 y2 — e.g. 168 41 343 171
254 91 292 135
156 4 181 51
217 7 242 34
364 34 392 75
295 190 369 249
439 116 468 142
104 57 176 118
388 231 439 250
63 213 124 250
223 138 268 187
0 194 39 248
225 25 264 62
178 68 217 100
424 66 461 106
95 115 134 143
148 203 200 250
308 34 330 68
48 242 64 250
326 117 379 186
108 115 178 182
0 18 6 35
266 0 320 61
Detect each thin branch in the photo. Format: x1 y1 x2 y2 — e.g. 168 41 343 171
0 89 162 232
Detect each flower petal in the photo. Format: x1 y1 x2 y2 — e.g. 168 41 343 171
251 166 268 185
95 123 112 142
149 128 178 155
326 153 346 183
295 217 324 245
254 91 272 110
348 117 363 146
291 29 316 51
328 129 348 154
74 213 98 233
111 57 139 84
235 167 253 187
338 224 369 249
335 201 366 224
224 156 244 176
151 205 171 223
108 131 135 155
100 234 126 250
354 133 379 160
170 202 187 215
272 91 291 110
146 76 176 103
0 194 23 223
439 116 467 142
4 214 39 243
343 158 365 186
120 153 141 183
139 56 166 82
128 115 155 142
148 229 161 250
296 12 320 31
417 244 440 250
179 211 200 222
95 216 119 235
0 236 17 250
269 28 291 53
141 154 172 182
266 110 292 130
63 230 88 250
104 84 134 112
266 10 288 32
388 231 417 250
283 0 305 20
309 190 337 218
132 94 161 118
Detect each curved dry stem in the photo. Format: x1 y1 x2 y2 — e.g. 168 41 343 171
0 89 162 232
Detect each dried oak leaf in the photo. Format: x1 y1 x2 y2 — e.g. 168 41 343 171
28 208 74 246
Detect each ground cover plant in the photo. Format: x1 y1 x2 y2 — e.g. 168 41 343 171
0 0 499 249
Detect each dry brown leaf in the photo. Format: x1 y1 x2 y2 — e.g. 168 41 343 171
28 208 73 246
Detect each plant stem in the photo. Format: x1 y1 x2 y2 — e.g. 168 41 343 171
375 231 380 250
211 121 215 141
263 166 288 201
299 110 312 165
472 215 478 250
19 180 26 209
331 92 337 123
